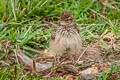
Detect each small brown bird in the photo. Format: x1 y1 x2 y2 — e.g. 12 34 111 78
48 11 82 56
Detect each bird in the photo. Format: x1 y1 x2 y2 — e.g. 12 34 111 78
47 11 82 57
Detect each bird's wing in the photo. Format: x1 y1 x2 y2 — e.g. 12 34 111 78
51 27 57 40
77 27 80 33
73 23 80 33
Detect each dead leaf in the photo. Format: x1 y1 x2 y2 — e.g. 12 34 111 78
79 66 98 80
103 32 119 50
65 74 75 80
17 49 52 73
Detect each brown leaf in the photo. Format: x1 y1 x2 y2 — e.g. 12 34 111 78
103 32 119 49
65 74 75 80
79 66 98 80
17 49 52 73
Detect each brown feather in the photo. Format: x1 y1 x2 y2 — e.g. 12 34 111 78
49 11 82 56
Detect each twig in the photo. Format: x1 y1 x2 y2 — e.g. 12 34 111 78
42 71 53 78
100 28 108 38
89 8 107 19
78 23 105 26
15 50 19 64
15 46 20 64
14 65 17 80
102 0 108 15
11 0 16 21
32 60 37 74
0 60 9 66
19 72 29 80
76 46 89 64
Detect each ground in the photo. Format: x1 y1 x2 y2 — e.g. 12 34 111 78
0 0 120 80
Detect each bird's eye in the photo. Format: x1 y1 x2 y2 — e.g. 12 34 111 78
67 17 72 20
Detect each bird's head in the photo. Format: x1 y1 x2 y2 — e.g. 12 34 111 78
59 11 75 26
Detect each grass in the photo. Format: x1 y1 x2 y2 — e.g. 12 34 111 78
0 0 120 80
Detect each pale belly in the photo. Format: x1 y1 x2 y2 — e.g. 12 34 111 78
55 32 82 51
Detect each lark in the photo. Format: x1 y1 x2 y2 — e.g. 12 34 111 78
48 11 82 56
